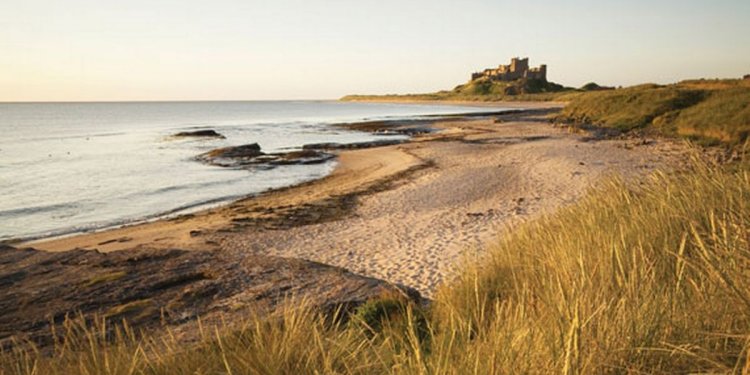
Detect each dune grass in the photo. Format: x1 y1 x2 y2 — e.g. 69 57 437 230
432 159 750 373
2 158 750 374
558 79 750 146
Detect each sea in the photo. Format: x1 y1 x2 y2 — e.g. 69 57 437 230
0 101 498 241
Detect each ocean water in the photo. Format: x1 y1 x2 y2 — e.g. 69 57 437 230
0 101 498 241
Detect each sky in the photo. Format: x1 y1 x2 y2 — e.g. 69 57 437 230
1 0 749 101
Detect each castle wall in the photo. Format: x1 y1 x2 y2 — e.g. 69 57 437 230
471 58 546 82
526 64 547 80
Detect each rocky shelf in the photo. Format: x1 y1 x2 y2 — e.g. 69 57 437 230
197 143 336 168
0 244 421 349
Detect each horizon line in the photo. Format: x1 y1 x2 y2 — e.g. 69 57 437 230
2 75 746 104
0 98 346 104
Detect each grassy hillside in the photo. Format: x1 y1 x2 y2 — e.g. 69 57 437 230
342 77 574 102
345 76 749 147
558 79 750 145
3 159 750 374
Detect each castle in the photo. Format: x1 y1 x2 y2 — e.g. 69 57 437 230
471 57 547 82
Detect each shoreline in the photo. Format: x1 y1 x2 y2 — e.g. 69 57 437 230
17 106 526 248
6 105 523 246
25 104 692 297
8 167 344 246
25 145 423 253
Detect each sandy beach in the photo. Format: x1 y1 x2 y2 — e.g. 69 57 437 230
5 2 746 370
28 105 689 297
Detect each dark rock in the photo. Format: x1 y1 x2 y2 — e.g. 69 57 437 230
0 245 421 349
197 144 335 169
302 143 343 150
373 128 433 136
267 150 336 166
302 139 405 150
202 143 263 159
335 118 441 137
173 129 225 138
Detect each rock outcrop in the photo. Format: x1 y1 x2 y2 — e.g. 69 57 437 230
302 139 405 150
0 244 420 349
173 129 225 138
197 143 335 168
202 143 264 159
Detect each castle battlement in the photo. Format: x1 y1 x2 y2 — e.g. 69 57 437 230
471 57 547 82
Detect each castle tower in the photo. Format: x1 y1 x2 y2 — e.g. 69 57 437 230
516 58 529 73
509 57 529 80
538 64 547 81
510 57 520 72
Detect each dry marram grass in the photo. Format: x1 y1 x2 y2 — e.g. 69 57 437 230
3 160 750 374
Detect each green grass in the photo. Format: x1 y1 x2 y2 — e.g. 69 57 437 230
558 79 750 145
3 158 750 374
671 87 750 143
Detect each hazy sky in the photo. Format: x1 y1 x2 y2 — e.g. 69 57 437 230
1 0 749 101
